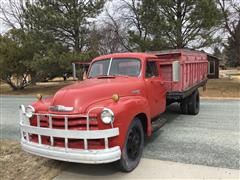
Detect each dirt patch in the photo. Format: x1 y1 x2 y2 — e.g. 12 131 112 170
199 78 240 98
0 139 67 180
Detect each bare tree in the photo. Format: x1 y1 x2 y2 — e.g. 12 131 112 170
0 0 29 29
116 0 154 51
100 0 158 52
90 24 126 54
216 0 240 67
104 9 133 52
105 0 222 51
216 0 240 41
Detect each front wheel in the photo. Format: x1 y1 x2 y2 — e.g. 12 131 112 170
118 118 144 172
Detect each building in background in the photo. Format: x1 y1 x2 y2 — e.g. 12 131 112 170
207 54 220 79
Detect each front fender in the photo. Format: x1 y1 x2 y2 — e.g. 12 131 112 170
86 96 151 149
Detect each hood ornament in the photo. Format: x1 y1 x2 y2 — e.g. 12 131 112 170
49 105 74 112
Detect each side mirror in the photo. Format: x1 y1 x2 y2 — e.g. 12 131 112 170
172 61 180 82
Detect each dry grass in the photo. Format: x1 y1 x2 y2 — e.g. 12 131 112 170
0 81 74 96
0 139 66 180
200 70 240 98
200 78 240 98
1 78 239 98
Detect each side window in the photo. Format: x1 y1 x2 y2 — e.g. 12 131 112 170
208 61 215 75
146 61 158 78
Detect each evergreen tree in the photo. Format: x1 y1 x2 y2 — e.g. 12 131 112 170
117 0 222 50
25 0 106 52
225 20 240 67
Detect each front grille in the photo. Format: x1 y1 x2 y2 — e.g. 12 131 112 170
37 116 98 130
30 114 98 130
30 135 105 149
28 114 103 149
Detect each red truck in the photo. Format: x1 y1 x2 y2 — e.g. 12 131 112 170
20 49 208 172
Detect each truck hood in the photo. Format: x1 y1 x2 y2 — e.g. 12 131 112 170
50 77 143 113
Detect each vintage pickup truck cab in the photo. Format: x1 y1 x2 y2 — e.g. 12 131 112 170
20 49 208 172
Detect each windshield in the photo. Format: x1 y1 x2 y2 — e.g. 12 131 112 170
88 58 141 78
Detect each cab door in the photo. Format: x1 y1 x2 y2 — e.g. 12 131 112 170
145 60 166 118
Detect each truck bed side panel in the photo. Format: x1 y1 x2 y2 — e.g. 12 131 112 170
157 50 208 93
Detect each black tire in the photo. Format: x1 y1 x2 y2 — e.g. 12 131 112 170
118 118 144 172
188 89 200 115
180 97 189 114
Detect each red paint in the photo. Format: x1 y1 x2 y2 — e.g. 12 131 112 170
30 50 208 151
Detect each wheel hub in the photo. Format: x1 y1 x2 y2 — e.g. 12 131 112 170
127 127 141 160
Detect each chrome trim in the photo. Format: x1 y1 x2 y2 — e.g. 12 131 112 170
49 105 74 112
20 123 119 139
21 139 121 164
20 105 26 113
25 105 35 118
132 89 141 94
86 106 114 129
19 106 120 164
107 57 113 75
101 108 114 125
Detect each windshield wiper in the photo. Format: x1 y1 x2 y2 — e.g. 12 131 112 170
96 75 116 79
89 74 130 79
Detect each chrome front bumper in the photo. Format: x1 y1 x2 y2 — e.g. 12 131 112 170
21 137 121 164
19 109 121 164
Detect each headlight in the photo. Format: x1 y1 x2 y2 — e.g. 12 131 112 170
20 105 26 113
101 108 114 124
25 105 35 118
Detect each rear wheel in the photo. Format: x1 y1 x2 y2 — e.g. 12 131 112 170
180 97 189 114
188 89 200 115
118 118 144 172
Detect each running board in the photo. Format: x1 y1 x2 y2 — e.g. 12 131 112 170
151 117 167 133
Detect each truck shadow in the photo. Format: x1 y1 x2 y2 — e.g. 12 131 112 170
145 103 181 146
